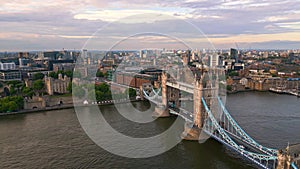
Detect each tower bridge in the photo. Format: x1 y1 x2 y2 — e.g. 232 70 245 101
141 71 299 169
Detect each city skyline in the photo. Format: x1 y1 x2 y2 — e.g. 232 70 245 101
0 0 299 51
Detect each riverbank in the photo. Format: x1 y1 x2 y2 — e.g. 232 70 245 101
227 89 255 94
0 99 141 116
228 89 300 98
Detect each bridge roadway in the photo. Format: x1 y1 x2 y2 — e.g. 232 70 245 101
166 81 194 93
166 81 219 94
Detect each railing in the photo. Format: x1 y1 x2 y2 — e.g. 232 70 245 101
217 97 278 156
143 87 279 169
291 162 299 169
166 82 194 93
202 97 277 169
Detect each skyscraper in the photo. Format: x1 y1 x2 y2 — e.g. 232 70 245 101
230 48 238 62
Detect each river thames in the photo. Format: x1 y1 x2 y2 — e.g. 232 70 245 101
0 92 299 169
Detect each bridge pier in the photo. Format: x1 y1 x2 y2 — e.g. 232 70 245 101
153 104 170 117
181 122 201 141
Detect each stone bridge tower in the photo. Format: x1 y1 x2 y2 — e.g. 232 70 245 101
161 71 168 107
193 77 204 128
153 71 169 117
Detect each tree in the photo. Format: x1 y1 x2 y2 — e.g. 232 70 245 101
88 90 96 101
73 70 82 78
95 83 110 92
5 80 21 86
73 86 85 98
228 71 239 77
67 82 72 93
9 87 16 96
49 72 58 79
65 70 73 78
125 88 136 98
227 85 232 91
7 101 18 112
32 80 45 95
33 73 45 80
0 96 24 113
22 87 34 97
96 70 104 77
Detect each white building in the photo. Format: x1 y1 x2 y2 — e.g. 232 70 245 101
209 54 220 67
0 62 16 70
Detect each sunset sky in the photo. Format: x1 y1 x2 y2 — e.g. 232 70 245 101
0 0 299 51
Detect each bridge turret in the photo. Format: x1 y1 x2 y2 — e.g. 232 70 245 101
161 71 168 107
277 144 300 169
193 76 204 128
153 71 169 117
181 74 205 141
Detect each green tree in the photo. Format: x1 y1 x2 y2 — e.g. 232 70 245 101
9 87 16 96
5 80 21 86
22 87 34 97
49 72 58 78
95 83 110 92
32 80 45 95
88 89 96 101
65 70 73 78
0 96 24 113
96 70 104 77
125 88 136 98
7 101 18 112
228 71 239 77
73 70 82 78
227 85 232 91
73 86 85 98
33 73 45 80
67 82 72 93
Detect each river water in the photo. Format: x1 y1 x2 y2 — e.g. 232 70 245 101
0 92 299 169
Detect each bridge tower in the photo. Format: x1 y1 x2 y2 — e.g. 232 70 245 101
277 144 300 169
153 71 170 117
181 75 204 140
193 77 204 127
277 151 292 169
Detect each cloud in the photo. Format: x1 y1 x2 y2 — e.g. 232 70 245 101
0 0 299 51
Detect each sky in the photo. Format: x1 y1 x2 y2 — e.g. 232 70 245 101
0 0 300 51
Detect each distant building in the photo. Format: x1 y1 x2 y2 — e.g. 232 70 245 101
19 58 30 67
82 49 88 58
230 48 238 62
18 52 29 58
209 53 220 67
0 62 16 70
181 51 191 66
44 74 70 95
240 78 248 87
115 71 157 89
0 70 22 81
222 59 235 70
233 63 244 71
53 63 74 72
